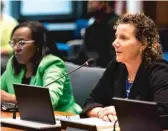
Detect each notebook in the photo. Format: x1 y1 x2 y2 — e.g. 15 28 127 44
112 97 162 131
13 84 56 124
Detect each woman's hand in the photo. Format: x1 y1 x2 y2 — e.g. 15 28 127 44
97 106 117 122
0 90 16 103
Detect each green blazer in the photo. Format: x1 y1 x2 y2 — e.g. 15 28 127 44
1 54 82 114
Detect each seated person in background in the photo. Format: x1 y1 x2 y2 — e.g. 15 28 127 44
0 21 82 114
80 13 168 121
73 1 118 68
0 1 18 74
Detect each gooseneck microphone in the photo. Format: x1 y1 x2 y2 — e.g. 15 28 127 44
44 58 95 87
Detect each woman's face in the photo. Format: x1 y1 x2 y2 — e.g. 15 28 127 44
11 27 36 65
112 24 143 64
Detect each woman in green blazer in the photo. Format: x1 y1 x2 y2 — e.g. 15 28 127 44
0 21 82 114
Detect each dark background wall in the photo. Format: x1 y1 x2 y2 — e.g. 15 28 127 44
6 1 168 51
143 1 168 51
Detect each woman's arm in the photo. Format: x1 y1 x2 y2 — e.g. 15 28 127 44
42 63 66 107
1 70 16 103
87 107 104 117
148 60 168 102
87 106 117 122
0 90 16 103
81 59 118 118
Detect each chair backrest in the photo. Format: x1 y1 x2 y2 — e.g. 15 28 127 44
65 62 105 107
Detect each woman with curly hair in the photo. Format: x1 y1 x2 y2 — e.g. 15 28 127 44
81 13 168 121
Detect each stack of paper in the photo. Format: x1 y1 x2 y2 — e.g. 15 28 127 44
63 117 120 131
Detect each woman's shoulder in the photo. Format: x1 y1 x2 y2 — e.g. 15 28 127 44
38 54 65 70
40 54 64 65
146 59 168 75
148 59 168 69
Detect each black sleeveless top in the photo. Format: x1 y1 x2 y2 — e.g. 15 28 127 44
22 77 31 84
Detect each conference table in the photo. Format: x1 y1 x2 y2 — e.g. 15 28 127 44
1 111 74 131
1 111 168 131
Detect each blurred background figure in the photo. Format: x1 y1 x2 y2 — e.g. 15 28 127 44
0 0 18 74
71 1 119 68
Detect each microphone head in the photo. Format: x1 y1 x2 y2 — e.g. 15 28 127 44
84 58 95 66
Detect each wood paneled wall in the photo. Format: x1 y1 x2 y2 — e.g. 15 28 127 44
143 1 168 28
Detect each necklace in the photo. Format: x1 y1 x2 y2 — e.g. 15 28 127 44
125 80 133 98
127 77 134 83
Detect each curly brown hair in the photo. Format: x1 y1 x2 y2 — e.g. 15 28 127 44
114 13 163 65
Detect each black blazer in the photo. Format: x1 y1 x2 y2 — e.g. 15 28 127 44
81 59 168 117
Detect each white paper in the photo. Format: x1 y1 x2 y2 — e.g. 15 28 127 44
69 117 114 126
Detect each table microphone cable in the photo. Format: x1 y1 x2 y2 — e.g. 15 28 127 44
113 119 118 131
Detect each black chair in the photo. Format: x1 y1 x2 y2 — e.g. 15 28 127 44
65 62 105 107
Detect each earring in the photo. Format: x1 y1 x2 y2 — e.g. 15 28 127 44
140 49 142 55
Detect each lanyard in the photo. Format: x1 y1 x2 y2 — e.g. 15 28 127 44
125 80 133 98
